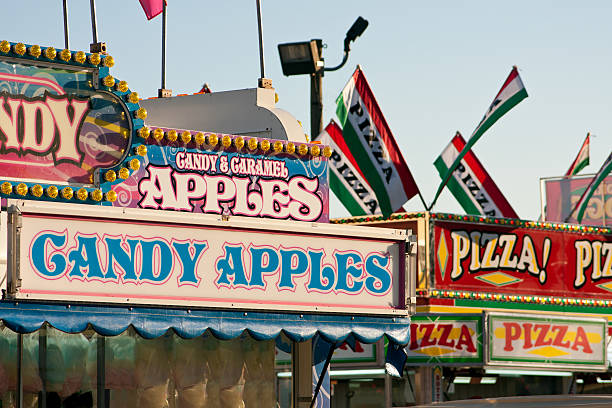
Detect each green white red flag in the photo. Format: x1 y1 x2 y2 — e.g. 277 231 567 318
565 133 590 177
569 151 612 223
336 67 420 217
314 121 380 216
429 66 528 210
434 132 518 218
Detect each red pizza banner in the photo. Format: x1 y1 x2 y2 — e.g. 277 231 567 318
433 220 612 299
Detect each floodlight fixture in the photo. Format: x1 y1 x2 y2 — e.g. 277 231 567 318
278 40 322 76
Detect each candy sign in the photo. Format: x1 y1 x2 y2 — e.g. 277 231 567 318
10 201 408 315
405 315 483 365
487 313 606 371
0 59 131 185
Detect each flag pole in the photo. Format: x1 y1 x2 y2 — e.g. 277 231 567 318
256 0 272 89
158 1 171 97
62 0 70 49
89 0 98 46
88 0 106 53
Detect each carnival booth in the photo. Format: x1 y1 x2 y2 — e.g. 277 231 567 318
333 211 612 404
0 41 414 408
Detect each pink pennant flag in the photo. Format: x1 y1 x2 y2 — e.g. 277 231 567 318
139 0 165 20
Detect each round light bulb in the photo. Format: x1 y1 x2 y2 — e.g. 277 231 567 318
116 80 129 93
127 92 139 104
207 134 218 146
105 190 117 202
260 140 270 152
136 145 147 156
181 131 192 144
0 41 10 54
1 182 12 195
247 138 258 151
62 186 73 199
103 55 114 67
46 186 58 198
104 170 117 182
273 141 283 153
134 107 147 120
118 168 130 179
88 53 101 65
286 143 296 154
44 47 56 60
195 132 205 145
28 45 41 58
167 129 178 142
102 75 115 88
152 128 164 141
77 188 88 201
74 51 86 64
234 136 245 149
60 49 71 62
129 158 140 170
322 146 332 158
310 145 321 157
14 43 26 56
91 189 103 201
30 184 43 197
298 144 308 156
221 135 232 148
138 126 150 139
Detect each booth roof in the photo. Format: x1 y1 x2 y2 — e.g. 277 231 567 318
0 301 409 345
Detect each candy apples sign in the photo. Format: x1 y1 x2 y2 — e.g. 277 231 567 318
433 220 612 299
113 142 329 222
405 315 483 365
10 201 408 315
487 313 606 371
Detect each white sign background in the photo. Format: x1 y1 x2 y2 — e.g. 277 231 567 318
13 202 407 315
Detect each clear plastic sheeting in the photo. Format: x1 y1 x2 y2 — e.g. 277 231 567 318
104 330 275 408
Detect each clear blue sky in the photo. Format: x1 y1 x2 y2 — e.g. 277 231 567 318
5 1 611 220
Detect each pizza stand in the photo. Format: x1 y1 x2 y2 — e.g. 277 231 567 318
333 211 611 403
0 41 415 408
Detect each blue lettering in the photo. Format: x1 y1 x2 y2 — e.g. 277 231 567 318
306 250 335 291
173 241 207 285
31 232 67 277
68 236 104 279
334 252 364 293
215 244 248 286
278 249 308 289
364 254 391 294
139 240 173 282
105 238 140 281
249 247 279 287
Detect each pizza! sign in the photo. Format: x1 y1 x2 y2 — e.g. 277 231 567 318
405 315 483 365
487 313 607 371
433 220 612 299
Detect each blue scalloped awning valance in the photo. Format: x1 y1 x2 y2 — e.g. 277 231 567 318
0 301 409 345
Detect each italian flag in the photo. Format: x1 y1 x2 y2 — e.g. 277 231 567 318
430 66 528 210
336 67 420 217
565 133 590 177
314 121 380 215
434 132 518 218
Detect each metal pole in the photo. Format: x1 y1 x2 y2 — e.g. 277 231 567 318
161 1 167 91
255 0 265 79
310 71 323 138
38 327 47 408
17 333 23 408
62 0 70 49
89 0 98 44
97 336 106 408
